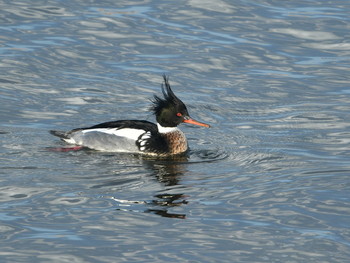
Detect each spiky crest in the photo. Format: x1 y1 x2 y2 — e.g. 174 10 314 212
151 75 185 116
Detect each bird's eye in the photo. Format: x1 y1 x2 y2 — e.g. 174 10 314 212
176 112 182 117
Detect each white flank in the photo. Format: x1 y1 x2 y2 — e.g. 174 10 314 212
63 138 77 144
81 128 146 140
157 123 179 134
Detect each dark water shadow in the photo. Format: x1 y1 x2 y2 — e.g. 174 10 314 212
47 145 228 219
113 149 228 219
140 148 229 185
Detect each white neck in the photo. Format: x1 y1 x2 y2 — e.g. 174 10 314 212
157 123 179 133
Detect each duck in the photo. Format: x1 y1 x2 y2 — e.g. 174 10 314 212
50 75 210 156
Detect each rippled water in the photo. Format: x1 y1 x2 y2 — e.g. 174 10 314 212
1 0 350 262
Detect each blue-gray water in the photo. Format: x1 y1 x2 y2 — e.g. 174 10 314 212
1 0 350 262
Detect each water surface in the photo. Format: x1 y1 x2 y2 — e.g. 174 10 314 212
1 0 350 262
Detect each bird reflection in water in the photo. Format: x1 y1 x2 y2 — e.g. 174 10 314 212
114 154 190 219
145 193 188 219
145 154 189 219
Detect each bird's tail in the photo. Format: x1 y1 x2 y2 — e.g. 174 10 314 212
50 130 70 139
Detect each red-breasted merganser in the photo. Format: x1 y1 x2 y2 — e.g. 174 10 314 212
50 75 210 156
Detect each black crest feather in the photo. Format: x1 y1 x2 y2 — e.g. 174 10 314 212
151 75 185 115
